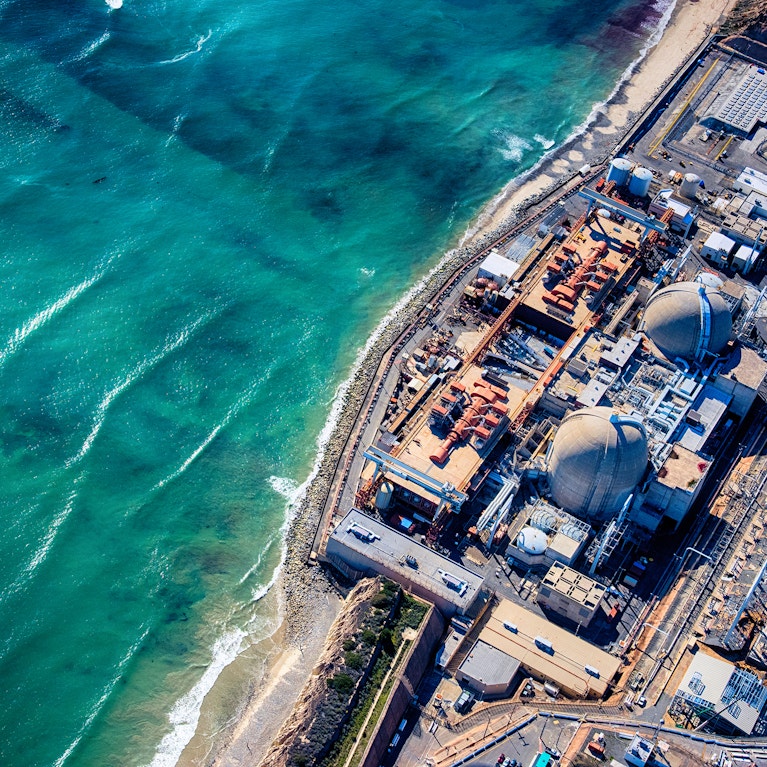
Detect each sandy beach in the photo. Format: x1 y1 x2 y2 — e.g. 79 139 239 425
197 1 738 765
469 0 738 240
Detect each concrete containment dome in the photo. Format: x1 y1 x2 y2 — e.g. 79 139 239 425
548 407 648 522
516 526 548 555
643 281 732 362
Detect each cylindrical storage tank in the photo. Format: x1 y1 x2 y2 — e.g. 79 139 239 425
628 166 653 197
375 481 394 511
680 173 701 199
516 526 548 555
547 407 648 523
606 157 632 187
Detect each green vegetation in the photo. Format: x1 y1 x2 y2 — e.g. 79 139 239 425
286 582 428 767
328 673 355 696
320 593 427 767
344 651 363 670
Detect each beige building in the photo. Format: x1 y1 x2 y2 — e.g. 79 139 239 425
536 562 606 627
639 444 711 529
477 598 621 698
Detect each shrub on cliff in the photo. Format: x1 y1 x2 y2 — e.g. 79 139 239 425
371 591 392 609
344 651 363 670
327 673 354 695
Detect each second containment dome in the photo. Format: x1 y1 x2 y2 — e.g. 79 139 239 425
642 281 731 363
547 407 648 522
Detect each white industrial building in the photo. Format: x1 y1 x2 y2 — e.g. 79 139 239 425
624 735 656 767
326 508 484 616
670 651 767 735
732 242 762 273
648 190 695 236
734 167 767 197
477 251 520 287
701 231 736 265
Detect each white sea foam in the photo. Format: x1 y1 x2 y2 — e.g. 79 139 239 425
243 561 283 616
534 134 555 150
26 488 77 576
68 313 213 468
69 31 111 63
144 628 246 767
157 31 213 66
0 257 113 369
105 0 123 9
359 267 376 278
267 475 301 503
496 131 533 162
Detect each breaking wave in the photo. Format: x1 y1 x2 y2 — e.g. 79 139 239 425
144 629 246 767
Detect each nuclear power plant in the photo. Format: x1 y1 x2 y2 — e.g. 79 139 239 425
319 31 767 751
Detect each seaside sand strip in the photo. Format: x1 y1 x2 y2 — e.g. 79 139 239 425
205 1 740 765
468 0 737 240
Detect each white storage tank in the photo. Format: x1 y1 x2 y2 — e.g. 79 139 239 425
375 480 394 511
628 166 653 197
516 526 548 555
606 157 632 187
680 172 701 199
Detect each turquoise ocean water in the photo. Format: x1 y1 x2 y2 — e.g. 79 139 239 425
0 0 671 764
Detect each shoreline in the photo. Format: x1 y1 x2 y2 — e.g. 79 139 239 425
191 1 738 764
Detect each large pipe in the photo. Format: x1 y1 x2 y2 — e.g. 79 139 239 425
430 385 501 463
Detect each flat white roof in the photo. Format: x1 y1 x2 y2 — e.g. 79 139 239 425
676 651 767 734
479 251 520 285
676 385 730 453
328 508 484 610
737 167 767 197
458 640 521 689
703 231 736 252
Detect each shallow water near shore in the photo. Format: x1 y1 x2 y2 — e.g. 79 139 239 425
0 0 671 764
